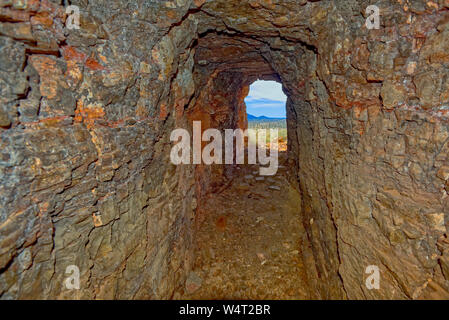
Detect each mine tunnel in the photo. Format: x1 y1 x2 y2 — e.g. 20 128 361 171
0 0 449 300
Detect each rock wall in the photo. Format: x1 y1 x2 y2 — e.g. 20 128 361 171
263 0 449 299
0 0 205 299
307 1 449 299
1 0 449 299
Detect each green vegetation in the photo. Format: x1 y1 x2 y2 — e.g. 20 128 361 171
247 117 287 144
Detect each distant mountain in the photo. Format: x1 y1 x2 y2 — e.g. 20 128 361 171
247 114 286 121
247 114 287 130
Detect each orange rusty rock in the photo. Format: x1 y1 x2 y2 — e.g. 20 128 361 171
74 98 105 129
61 47 86 84
166 10 177 20
98 54 108 64
357 123 366 136
61 46 87 63
85 57 106 71
216 216 227 232
74 99 84 123
38 202 50 214
65 60 83 84
353 106 366 119
40 117 69 127
93 213 103 227
62 46 106 71
30 12 53 27
159 103 169 120
427 1 439 10
249 0 275 10
193 0 206 7
30 55 62 99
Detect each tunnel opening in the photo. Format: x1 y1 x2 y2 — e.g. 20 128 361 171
245 80 288 152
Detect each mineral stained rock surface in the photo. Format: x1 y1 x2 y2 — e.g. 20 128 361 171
0 0 449 299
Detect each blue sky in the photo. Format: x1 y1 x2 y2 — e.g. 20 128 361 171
244 80 287 118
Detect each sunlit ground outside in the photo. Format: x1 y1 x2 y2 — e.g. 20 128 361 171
245 80 287 151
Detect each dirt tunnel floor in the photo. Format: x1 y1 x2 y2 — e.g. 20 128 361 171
177 154 311 299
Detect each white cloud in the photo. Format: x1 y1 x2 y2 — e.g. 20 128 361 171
246 101 285 108
245 80 287 103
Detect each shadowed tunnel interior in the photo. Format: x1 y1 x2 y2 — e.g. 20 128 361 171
1 0 449 300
